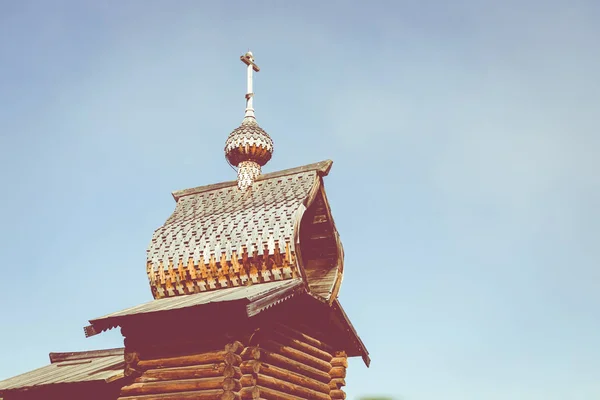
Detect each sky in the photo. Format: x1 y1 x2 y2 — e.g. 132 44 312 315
0 1 599 399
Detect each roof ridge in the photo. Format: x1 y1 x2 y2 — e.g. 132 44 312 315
49 347 124 363
172 159 333 201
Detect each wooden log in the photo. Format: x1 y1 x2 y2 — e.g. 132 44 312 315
329 366 346 379
225 341 245 354
221 390 241 400
272 323 334 353
260 339 332 373
330 357 348 368
255 373 330 400
135 364 228 382
120 377 226 396
118 389 225 400
330 389 346 399
240 386 261 399
267 330 333 362
255 385 305 400
222 377 242 391
329 378 346 390
137 350 228 369
240 373 257 387
225 352 243 366
241 347 331 383
224 365 242 378
240 361 330 394
125 352 140 365
240 360 261 375
125 364 142 378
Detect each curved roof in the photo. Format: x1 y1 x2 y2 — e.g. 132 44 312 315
145 160 342 301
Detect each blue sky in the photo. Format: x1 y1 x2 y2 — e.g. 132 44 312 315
1 1 599 399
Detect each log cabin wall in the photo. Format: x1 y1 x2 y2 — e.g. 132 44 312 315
241 321 348 399
118 314 348 400
119 322 247 400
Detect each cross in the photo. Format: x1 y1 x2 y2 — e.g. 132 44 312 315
240 51 260 118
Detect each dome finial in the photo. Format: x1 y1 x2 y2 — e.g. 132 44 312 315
225 51 274 191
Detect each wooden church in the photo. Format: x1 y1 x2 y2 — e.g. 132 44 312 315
0 52 369 400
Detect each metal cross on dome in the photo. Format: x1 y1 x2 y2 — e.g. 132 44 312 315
240 51 260 119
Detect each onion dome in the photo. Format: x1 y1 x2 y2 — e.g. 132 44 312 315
224 117 273 168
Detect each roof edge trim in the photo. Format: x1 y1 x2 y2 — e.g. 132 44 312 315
49 348 124 363
172 159 333 201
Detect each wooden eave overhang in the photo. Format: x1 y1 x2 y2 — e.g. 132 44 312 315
83 285 370 367
84 279 306 338
0 348 125 395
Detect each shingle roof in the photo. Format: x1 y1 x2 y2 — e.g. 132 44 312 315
0 348 124 393
145 160 337 299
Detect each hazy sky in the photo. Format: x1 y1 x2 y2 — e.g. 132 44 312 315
1 1 599 399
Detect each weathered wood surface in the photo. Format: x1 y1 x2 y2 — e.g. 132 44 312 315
241 346 331 383
240 360 330 394
135 364 241 382
253 385 306 400
271 323 335 354
268 329 333 361
119 389 229 400
136 350 241 370
119 340 245 400
121 377 229 396
118 318 351 400
240 386 261 399
330 356 348 368
254 373 330 400
329 378 346 390
329 366 346 379
330 389 346 399
259 339 332 372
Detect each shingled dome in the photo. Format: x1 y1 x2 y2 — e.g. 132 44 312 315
224 117 273 167
146 160 344 303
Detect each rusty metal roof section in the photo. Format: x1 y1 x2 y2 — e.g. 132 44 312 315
0 348 124 394
145 160 344 304
85 279 305 338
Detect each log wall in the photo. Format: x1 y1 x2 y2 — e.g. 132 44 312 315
241 321 348 399
119 321 348 400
